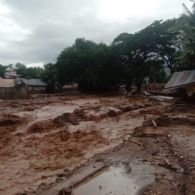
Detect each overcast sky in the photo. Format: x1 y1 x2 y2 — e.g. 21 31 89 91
0 0 191 66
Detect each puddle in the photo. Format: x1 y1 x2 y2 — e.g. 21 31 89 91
73 164 155 195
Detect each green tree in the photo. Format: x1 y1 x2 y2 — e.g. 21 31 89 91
42 63 57 92
54 19 179 92
25 67 44 79
112 20 177 90
176 0 195 69
0 65 7 77
114 20 178 71
15 63 27 77
15 63 44 79
56 38 123 91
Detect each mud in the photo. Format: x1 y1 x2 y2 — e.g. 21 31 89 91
0 95 195 195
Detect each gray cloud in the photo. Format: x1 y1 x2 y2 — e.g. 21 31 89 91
0 0 191 65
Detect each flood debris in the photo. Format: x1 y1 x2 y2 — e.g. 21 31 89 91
158 159 178 172
163 70 195 99
152 120 157 128
0 113 23 126
58 188 72 195
0 94 195 195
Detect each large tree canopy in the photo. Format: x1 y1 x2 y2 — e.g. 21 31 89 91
111 20 175 90
55 20 176 91
56 38 123 91
113 20 179 72
15 63 44 79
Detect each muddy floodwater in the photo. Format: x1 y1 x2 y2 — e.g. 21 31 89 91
1 94 195 195
73 164 155 195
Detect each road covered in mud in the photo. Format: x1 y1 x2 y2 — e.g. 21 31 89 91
0 95 195 195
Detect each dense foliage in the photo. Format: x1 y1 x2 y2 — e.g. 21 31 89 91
0 63 44 79
0 65 6 77
56 39 122 91
55 20 177 91
15 63 44 79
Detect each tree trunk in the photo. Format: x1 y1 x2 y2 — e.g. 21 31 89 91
135 79 143 93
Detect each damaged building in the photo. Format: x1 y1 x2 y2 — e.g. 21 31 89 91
0 78 47 99
164 70 195 98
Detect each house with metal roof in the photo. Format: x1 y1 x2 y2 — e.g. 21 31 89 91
4 69 21 79
0 78 47 98
19 78 47 93
20 78 47 86
0 78 15 88
164 70 195 97
0 78 27 98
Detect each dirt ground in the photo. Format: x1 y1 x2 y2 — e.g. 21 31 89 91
0 94 195 195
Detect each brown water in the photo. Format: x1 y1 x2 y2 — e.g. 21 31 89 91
73 164 155 195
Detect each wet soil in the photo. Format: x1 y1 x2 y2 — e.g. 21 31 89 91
72 164 155 195
0 95 195 195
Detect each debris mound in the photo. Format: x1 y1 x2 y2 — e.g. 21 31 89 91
27 120 55 133
25 129 107 170
55 109 86 125
0 113 23 126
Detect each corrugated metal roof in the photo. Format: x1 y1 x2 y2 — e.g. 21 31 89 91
5 71 20 77
0 79 15 88
21 78 47 86
165 70 195 90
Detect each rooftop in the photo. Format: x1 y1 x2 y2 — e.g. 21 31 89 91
5 70 21 78
21 78 47 86
164 70 195 91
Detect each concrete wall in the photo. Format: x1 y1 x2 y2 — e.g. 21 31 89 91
0 86 47 99
28 86 46 93
0 87 28 99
